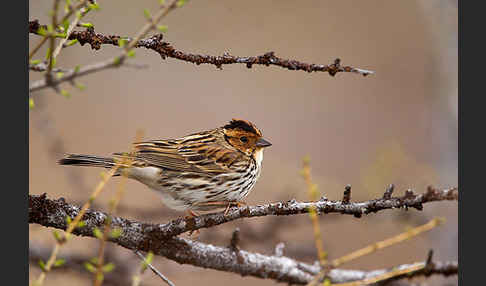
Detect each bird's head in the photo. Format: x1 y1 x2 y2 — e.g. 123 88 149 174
222 119 272 157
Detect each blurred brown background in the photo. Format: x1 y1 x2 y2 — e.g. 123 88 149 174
29 0 458 285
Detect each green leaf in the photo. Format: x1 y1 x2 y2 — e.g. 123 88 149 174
60 89 71 98
56 72 64 79
52 230 63 242
38 260 46 271
62 19 70 32
75 82 86 91
127 50 136 58
102 262 115 273
323 278 331 286
110 228 123 239
29 98 35 109
118 38 127 48
65 216 72 225
157 25 168 33
77 220 86 228
176 0 187 8
159 0 166 5
74 65 81 73
89 257 99 265
45 47 51 60
84 262 96 273
80 22 94 28
143 9 151 20
88 3 100 11
54 258 66 267
37 27 47 36
113 57 121 65
66 39 78 47
96 272 104 283
30 59 41 65
141 251 154 271
93 227 104 239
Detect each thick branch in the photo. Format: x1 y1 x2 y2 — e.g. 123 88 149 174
29 20 374 77
29 193 457 285
31 186 458 239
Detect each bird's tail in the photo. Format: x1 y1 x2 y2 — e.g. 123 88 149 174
58 154 116 169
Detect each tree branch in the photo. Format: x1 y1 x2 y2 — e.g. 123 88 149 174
29 193 457 285
31 186 458 240
29 20 374 77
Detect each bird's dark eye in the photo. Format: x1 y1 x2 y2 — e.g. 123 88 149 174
240 136 248 143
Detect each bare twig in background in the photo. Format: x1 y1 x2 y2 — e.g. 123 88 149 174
307 218 444 286
28 194 457 285
301 158 327 265
134 251 175 286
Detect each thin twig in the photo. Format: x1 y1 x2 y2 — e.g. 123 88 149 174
29 0 90 60
31 165 120 286
52 0 93 60
307 218 445 286
301 157 327 265
29 0 181 93
134 250 175 286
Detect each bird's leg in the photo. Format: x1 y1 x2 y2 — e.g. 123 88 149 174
185 210 200 238
185 209 200 219
224 201 246 216
192 201 246 216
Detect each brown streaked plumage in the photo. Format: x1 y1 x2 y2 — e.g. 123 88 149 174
59 119 272 212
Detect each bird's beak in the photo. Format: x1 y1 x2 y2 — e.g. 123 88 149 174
256 138 272 148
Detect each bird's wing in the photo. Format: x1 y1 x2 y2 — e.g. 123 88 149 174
116 133 245 174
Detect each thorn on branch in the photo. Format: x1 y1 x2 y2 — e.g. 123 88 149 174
229 227 240 252
274 242 285 257
229 227 244 264
342 185 352 204
424 249 435 275
383 184 394 200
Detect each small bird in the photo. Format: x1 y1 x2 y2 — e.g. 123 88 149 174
59 119 272 215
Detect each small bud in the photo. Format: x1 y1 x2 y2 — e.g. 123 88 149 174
110 227 123 239
66 39 79 47
29 98 35 109
143 9 151 20
54 258 66 267
102 262 115 273
176 0 187 8
83 262 96 273
127 50 136 58
75 82 86 91
60 89 71 98
157 25 168 33
80 22 94 28
38 260 47 271
93 227 104 239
